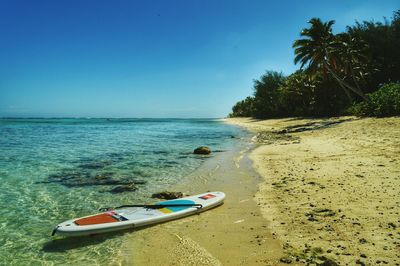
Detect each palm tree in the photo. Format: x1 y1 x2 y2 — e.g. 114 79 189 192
333 33 369 97
293 18 368 101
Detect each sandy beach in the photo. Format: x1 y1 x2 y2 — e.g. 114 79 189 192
119 116 400 265
122 132 288 265
227 117 400 265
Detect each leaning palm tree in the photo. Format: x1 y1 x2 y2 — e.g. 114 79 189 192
333 33 369 94
293 18 367 101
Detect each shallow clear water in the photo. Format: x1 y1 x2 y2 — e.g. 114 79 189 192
0 118 246 265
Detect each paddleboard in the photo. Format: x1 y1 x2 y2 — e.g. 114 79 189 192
52 191 225 237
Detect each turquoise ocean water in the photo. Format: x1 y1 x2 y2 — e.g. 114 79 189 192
0 118 246 265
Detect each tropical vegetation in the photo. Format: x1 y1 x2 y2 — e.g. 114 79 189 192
348 83 400 117
230 10 400 118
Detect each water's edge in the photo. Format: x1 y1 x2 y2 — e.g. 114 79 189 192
124 124 285 265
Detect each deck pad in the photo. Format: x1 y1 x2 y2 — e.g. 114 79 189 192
75 212 119 226
156 199 196 213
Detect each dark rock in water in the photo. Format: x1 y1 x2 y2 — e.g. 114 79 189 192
60 172 120 187
119 177 147 184
193 146 211 155
45 169 148 188
94 172 113 180
109 183 138 193
151 191 183 200
47 171 91 183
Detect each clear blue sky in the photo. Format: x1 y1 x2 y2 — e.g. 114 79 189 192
0 0 398 118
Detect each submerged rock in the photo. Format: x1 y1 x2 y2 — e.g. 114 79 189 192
47 171 91 183
119 177 147 184
151 191 183 200
45 170 146 188
109 183 138 193
94 172 113 180
193 146 211 155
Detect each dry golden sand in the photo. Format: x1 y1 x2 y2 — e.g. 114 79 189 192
227 117 400 265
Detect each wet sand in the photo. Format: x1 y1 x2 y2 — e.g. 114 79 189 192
227 117 400 265
120 135 288 265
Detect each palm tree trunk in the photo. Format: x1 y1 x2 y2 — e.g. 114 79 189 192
325 65 368 101
349 67 365 98
340 82 353 103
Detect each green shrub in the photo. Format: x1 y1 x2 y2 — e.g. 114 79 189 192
349 83 400 117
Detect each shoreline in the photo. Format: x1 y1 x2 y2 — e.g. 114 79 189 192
226 117 400 265
121 127 287 265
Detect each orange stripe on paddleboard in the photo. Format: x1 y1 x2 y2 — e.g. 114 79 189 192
75 213 119 226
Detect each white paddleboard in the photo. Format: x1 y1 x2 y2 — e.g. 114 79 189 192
52 191 225 237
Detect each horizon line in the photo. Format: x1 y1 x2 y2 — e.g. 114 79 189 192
0 116 226 120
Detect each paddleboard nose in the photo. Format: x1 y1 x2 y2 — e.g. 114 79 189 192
51 226 59 236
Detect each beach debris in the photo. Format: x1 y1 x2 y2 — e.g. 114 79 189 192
109 183 138 193
174 233 183 241
306 214 319 222
151 191 183 199
359 238 367 244
193 146 211 155
313 208 336 217
281 243 338 265
279 256 293 263
277 118 353 134
316 256 338 266
255 131 298 145
387 222 397 229
355 259 366 266
307 248 337 264
306 208 336 221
